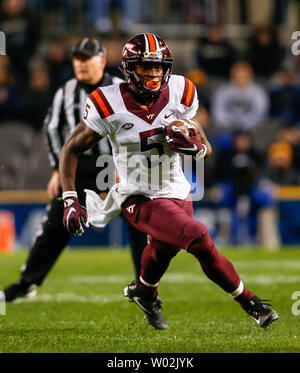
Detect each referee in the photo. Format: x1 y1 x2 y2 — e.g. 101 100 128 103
4 38 147 301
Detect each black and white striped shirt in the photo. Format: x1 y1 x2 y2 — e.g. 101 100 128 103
45 72 122 170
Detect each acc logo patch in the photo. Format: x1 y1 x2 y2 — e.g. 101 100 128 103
122 123 134 129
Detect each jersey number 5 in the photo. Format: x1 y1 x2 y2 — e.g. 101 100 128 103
139 128 164 167
139 128 164 155
83 103 91 120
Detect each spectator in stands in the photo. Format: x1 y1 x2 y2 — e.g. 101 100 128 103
245 25 285 79
265 142 300 185
283 54 300 80
0 56 21 123
211 61 269 131
263 140 300 248
26 0 79 31
0 0 41 83
104 39 124 79
45 37 73 91
272 0 288 25
277 124 300 175
183 0 225 24
215 130 264 198
86 0 135 36
272 0 300 26
21 68 53 132
185 68 211 110
195 26 237 79
269 70 300 125
236 0 249 24
213 130 274 245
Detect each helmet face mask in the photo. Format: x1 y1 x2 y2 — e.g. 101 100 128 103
133 62 164 93
121 34 173 96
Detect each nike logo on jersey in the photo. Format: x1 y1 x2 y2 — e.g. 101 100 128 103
164 112 173 119
177 144 198 151
66 207 76 227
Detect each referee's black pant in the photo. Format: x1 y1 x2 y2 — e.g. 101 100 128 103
21 194 147 286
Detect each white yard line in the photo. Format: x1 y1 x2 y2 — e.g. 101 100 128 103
13 293 123 304
12 269 299 305
232 260 300 270
70 275 132 284
67 273 300 285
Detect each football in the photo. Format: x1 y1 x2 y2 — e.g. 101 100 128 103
165 119 199 139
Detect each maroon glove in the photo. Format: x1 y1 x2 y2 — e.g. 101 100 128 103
62 192 88 237
166 124 207 159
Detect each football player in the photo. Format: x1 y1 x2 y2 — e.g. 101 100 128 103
3 37 147 302
59 33 279 330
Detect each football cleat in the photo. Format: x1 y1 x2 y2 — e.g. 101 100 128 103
242 296 279 329
124 281 168 330
3 281 37 302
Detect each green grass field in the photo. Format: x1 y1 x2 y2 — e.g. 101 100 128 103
0 247 300 353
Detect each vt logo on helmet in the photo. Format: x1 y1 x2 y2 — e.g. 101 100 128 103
121 33 173 96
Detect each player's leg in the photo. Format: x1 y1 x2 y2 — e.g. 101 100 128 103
123 215 148 281
21 196 70 285
122 196 191 329
124 238 180 330
123 196 278 328
138 237 180 297
3 197 70 301
124 196 252 300
187 233 278 328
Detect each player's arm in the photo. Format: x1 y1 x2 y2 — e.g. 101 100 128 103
167 77 211 160
166 117 211 161
59 121 102 236
60 121 102 192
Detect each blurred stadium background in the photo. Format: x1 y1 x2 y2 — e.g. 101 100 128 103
1 0 300 252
